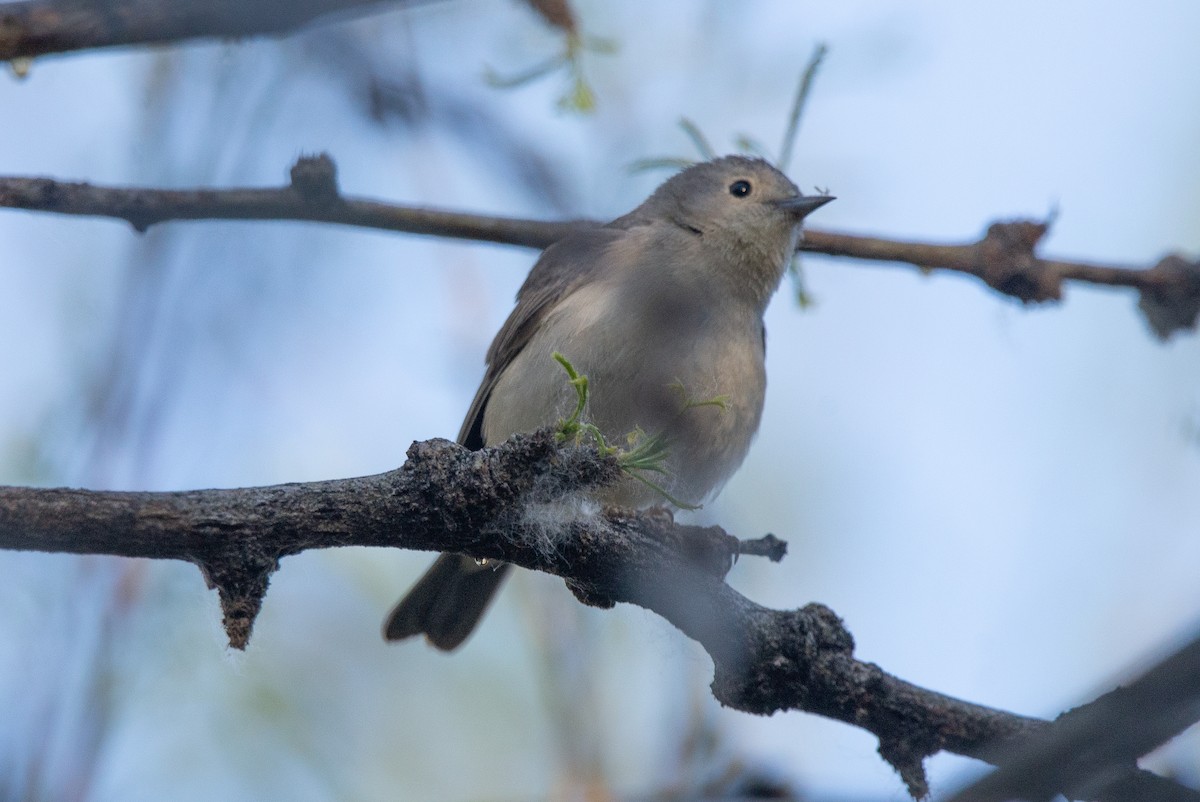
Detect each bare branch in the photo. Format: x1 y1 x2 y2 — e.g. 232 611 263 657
0 154 584 249
737 532 787 562
951 632 1200 802
802 223 1200 339
2 155 1195 338
0 0 418 62
1 429 1198 800
0 431 620 648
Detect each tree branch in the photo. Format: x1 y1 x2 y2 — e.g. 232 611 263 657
0 431 621 648
0 0 417 62
2 155 1196 338
951 632 1200 802
1 429 1197 800
803 225 1200 340
0 155 584 249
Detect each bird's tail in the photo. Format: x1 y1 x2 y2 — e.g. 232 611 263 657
383 554 511 651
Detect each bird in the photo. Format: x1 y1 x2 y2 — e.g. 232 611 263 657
383 155 833 650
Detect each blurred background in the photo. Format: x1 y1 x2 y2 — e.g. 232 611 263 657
1 1 1198 800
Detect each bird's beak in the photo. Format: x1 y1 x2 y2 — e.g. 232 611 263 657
773 194 835 218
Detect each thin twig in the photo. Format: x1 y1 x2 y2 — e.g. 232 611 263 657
679 117 718 161
737 533 787 562
802 224 1200 339
1 156 1196 338
0 155 584 249
778 42 828 173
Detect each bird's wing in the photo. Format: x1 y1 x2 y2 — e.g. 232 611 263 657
457 223 623 449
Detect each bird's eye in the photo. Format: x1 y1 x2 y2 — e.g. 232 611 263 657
729 180 752 197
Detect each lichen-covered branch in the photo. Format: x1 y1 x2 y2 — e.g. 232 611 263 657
0 0 413 62
2 155 1196 338
1 429 1197 800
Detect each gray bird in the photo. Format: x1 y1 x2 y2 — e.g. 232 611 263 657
383 155 833 650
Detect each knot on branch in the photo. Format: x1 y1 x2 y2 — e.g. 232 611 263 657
711 602 854 716
197 551 279 650
975 220 1057 302
879 731 937 800
1137 253 1200 340
289 153 340 202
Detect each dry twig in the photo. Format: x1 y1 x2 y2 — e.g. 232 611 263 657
2 154 1196 339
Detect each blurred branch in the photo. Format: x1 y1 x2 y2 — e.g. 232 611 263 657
1 429 1198 801
0 0 416 62
1 154 1196 338
951 633 1200 802
522 0 578 36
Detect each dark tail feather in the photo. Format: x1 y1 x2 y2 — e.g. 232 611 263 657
383 554 511 651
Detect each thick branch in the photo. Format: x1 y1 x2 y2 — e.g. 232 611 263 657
0 431 620 647
1 430 1197 800
0 0 413 62
2 156 1196 338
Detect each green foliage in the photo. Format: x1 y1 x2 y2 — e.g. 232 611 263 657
552 352 614 453
670 381 730 413
618 428 699 510
552 353 700 509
